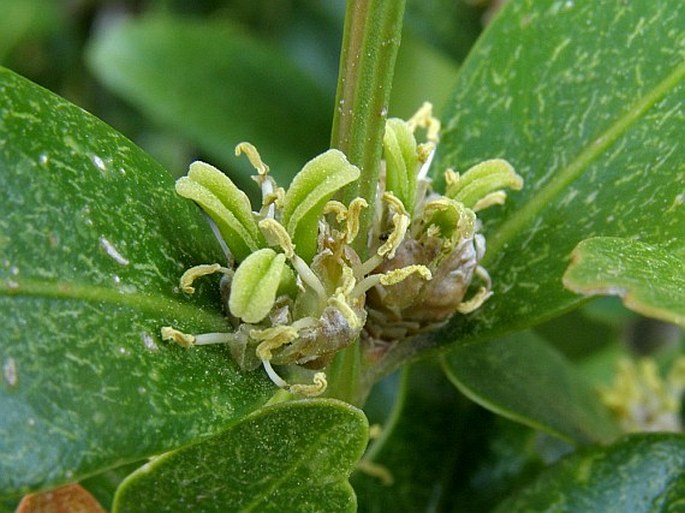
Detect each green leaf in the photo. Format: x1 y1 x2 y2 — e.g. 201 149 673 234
442 332 621 444
0 67 274 496
492 433 685 513
229 248 286 323
563 237 685 327
353 361 468 512
282 149 360 262
113 399 369 513
86 15 332 185
176 160 264 262
432 0 685 346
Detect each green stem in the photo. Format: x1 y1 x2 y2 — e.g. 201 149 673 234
331 0 407 259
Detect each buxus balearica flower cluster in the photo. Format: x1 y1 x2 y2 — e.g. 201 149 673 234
162 104 522 396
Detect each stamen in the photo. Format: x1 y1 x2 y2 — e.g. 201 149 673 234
289 372 328 397
345 197 368 243
351 265 431 298
259 218 295 258
472 191 507 212
456 266 493 314
160 327 196 348
407 101 441 143
235 142 269 176
179 263 231 294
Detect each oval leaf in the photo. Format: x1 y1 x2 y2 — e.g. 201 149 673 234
431 0 685 347
493 434 685 513
176 160 264 262
442 332 620 444
86 16 332 184
0 67 274 496
229 248 286 323
113 399 369 513
564 237 685 327
282 149 360 262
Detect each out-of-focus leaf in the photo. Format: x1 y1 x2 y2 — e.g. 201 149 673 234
113 399 368 513
492 434 685 513
353 361 468 512
405 0 484 63
429 0 685 349
0 67 274 497
0 0 61 63
86 15 332 185
443 332 621 444
564 237 685 327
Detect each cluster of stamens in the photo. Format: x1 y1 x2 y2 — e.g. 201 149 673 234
162 103 522 395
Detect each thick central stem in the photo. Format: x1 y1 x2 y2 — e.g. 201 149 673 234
330 0 407 260
326 0 406 406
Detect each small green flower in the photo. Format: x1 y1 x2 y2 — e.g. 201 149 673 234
163 103 523 395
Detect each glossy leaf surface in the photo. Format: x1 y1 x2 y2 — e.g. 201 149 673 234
443 333 620 444
0 67 274 496
113 399 368 513
353 362 467 512
493 434 685 513
431 0 685 348
87 16 332 185
564 237 685 327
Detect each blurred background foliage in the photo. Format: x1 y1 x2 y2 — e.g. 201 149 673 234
0 0 489 188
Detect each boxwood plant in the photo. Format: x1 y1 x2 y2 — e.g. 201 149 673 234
1 0 683 511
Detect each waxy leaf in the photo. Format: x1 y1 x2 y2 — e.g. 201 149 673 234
229 248 286 323
493 434 685 513
352 362 468 513
0 67 274 496
282 149 360 262
443 333 620 445
113 399 369 513
431 0 685 348
564 237 685 327
87 16 332 184
176 160 264 262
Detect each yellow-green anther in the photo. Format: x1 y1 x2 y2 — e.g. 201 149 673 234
383 118 419 215
282 149 360 263
176 161 264 262
378 212 410 259
345 198 368 243
229 248 287 323
323 200 349 223
407 101 440 143
328 293 363 330
472 191 508 212
456 266 493 314
179 263 230 294
252 325 299 360
352 264 431 298
235 142 269 176
382 191 408 216
444 159 523 210
259 218 295 259
379 264 432 285
289 372 327 397
160 326 196 348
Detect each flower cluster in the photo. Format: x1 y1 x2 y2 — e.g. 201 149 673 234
163 104 522 395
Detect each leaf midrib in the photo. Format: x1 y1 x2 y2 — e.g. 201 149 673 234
481 60 685 266
240 418 353 512
0 277 227 327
